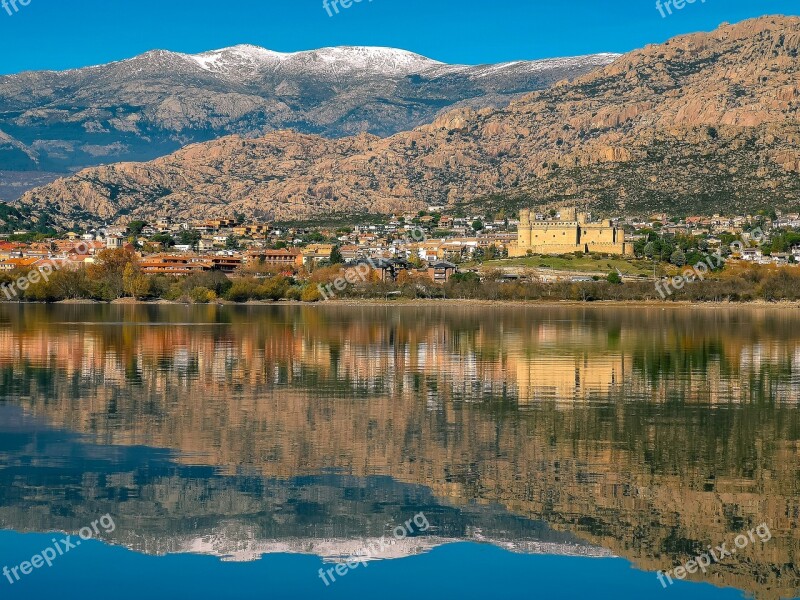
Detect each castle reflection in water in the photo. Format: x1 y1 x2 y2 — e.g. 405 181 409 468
0 304 798 599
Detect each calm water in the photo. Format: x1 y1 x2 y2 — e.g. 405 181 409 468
0 304 798 599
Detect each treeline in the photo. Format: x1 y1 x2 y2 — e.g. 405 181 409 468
3 249 800 304
314 268 800 303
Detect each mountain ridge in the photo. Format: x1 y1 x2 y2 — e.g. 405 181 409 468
0 44 616 191
15 16 800 226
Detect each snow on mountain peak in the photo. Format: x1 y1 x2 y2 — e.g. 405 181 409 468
184 45 291 74
180 45 444 78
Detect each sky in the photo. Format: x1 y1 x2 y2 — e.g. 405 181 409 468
0 0 798 74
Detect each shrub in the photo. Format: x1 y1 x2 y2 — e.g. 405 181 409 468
301 285 323 302
189 287 217 304
225 279 262 302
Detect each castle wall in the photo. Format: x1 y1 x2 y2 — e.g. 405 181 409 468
512 208 630 257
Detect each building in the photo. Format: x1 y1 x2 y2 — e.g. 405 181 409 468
302 244 334 265
245 249 304 268
427 261 458 283
208 255 243 273
741 248 763 261
139 255 214 275
0 257 42 272
510 207 631 257
233 223 270 238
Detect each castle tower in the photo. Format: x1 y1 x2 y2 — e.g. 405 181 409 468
519 209 532 248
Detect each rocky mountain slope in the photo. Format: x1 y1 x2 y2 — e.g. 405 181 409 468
17 16 800 226
0 45 615 178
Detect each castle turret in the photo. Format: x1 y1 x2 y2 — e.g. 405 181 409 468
518 209 532 248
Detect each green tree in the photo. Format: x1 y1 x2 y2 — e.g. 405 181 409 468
128 221 148 236
330 245 344 265
472 219 484 232
150 233 175 248
178 229 202 248
670 249 687 267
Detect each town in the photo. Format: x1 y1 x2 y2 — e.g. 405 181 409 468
1 204 799 303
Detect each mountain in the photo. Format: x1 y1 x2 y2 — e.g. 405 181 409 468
16 16 800 227
0 44 615 184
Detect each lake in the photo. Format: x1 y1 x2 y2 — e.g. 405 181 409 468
0 303 797 599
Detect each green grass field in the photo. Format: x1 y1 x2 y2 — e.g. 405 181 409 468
480 255 654 277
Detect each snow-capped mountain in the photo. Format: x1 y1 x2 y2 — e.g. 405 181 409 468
183 45 446 78
0 44 617 197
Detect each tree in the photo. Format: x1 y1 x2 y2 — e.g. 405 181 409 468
670 249 687 267
643 242 655 259
330 245 344 265
607 271 622 284
88 248 139 300
472 219 484 232
123 263 151 300
178 229 202 248
150 233 175 248
225 235 240 250
128 221 148 236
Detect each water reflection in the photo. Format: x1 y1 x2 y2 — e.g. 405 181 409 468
0 304 798 599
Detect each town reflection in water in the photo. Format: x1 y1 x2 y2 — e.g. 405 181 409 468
0 304 798 599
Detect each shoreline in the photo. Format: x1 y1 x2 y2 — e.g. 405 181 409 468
0 298 797 310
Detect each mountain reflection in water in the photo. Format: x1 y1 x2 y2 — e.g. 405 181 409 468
0 304 797 599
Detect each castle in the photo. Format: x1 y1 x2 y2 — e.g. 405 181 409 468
509 207 631 257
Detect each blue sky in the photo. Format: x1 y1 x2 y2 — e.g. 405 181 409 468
0 0 798 74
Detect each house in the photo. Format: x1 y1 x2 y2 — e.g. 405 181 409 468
302 244 334 265
427 261 458 283
345 258 410 282
339 245 361 261
105 235 122 249
0 257 42 272
245 249 304 268
208 254 243 273
771 253 791 266
233 223 270 238
139 255 214 275
203 219 237 229
741 248 763 261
